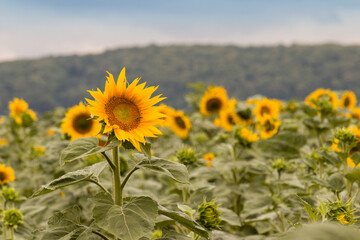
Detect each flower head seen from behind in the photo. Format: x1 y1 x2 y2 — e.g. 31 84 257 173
86 68 165 151
0 164 15 185
200 86 228 116
61 102 101 141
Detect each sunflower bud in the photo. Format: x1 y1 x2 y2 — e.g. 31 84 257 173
334 128 357 143
151 230 162 239
271 158 286 173
196 200 222 230
2 209 23 229
177 148 197 165
1 187 18 202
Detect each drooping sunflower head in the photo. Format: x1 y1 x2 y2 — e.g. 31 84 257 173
340 91 357 110
256 115 281 139
86 68 165 151
9 98 28 116
0 164 15 185
200 86 228 116
253 98 280 121
305 89 338 109
170 110 191 139
61 102 101 141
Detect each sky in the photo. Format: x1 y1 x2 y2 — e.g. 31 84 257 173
1 0 360 62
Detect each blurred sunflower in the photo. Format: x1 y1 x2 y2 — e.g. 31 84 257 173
257 116 281 139
214 99 237 131
234 127 259 147
158 104 176 127
0 138 7 146
203 153 215 167
86 68 165 151
305 88 338 109
169 110 191 139
233 108 253 126
340 91 357 110
200 86 228 116
0 164 15 185
9 98 28 116
253 98 280 121
61 102 101 141
347 108 360 121
347 157 360 168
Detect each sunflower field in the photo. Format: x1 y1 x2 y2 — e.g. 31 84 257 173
2 68 360 240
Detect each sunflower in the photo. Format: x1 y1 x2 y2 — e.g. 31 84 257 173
9 98 28 116
252 98 280 122
214 99 237 131
256 116 281 139
0 138 7 146
169 110 191 139
61 102 101 141
305 88 338 109
347 108 360 121
158 104 176 127
233 108 253 126
0 164 15 185
347 157 360 168
340 91 357 110
200 86 228 116
86 68 165 151
203 153 215 167
234 127 259 147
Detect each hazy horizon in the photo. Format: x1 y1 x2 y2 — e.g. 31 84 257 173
1 0 360 62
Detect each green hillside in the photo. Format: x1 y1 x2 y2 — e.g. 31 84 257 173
1 44 360 114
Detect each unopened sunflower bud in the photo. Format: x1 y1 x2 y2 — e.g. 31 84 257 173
272 158 286 172
1 187 18 202
177 148 197 165
196 200 222 230
3 209 23 229
327 199 355 224
334 128 357 143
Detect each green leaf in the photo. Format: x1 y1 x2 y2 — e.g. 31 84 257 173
60 137 120 166
296 195 320 222
137 157 189 184
140 142 152 160
158 205 209 239
345 168 360 183
41 206 99 240
350 152 360 166
31 161 107 198
92 193 158 240
328 173 345 192
218 207 241 227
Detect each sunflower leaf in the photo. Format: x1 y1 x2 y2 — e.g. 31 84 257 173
92 193 158 240
60 137 120 166
158 205 209 239
31 161 107 198
140 142 152 160
136 157 189 184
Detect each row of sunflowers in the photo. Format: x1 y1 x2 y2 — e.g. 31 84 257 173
1 69 360 239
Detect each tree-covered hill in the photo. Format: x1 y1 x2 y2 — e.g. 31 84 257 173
1 44 360 114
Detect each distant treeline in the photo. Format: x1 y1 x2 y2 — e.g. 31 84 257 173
1 44 360 114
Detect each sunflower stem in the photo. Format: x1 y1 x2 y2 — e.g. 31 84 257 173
112 146 123 206
101 152 116 171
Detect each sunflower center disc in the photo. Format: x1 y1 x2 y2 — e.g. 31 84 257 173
206 98 222 112
106 97 141 131
175 116 186 129
264 120 275 132
0 172 6 182
260 106 270 116
344 97 350 107
72 114 93 134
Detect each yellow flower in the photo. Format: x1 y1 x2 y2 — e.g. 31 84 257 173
158 104 176 127
61 102 102 141
347 157 360 168
200 86 228 116
205 161 213 167
0 138 7 146
257 116 281 139
203 153 215 161
214 99 237 131
86 68 165 151
0 164 15 185
33 146 45 157
340 91 357 109
9 98 28 116
235 128 259 147
253 98 280 122
47 129 55 135
25 109 37 121
169 110 191 139
347 108 360 121
337 214 349 224
305 88 338 109
331 138 341 152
